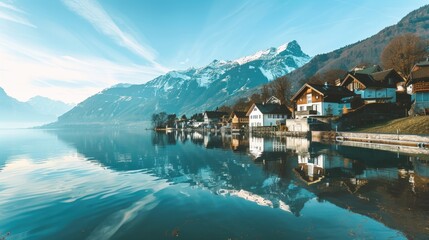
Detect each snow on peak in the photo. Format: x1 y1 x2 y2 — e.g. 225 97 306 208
276 43 289 54
234 40 302 65
168 71 191 80
112 83 132 89
235 48 274 65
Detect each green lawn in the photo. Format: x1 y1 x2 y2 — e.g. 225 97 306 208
356 116 429 135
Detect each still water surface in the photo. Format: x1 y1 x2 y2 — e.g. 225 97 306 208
0 129 428 239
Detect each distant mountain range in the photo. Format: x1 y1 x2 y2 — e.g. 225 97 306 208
54 40 310 125
0 87 74 125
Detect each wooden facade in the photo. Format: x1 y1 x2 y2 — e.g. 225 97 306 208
295 87 323 105
230 112 248 129
345 79 365 91
413 81 429 93
291 83 356 119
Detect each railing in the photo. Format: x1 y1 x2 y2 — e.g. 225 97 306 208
295 110 318 116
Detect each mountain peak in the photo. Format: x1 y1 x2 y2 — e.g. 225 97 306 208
276 40 298 53
0 87 10 100
276 40 306 58
234 40 306 65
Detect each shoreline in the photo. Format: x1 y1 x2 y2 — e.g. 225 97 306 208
312 130 429 155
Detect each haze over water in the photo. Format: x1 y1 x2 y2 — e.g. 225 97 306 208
0 129 428 239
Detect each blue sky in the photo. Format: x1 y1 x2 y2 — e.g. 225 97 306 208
0 0 427 103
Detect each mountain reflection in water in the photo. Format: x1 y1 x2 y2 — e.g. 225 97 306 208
0 129 427 239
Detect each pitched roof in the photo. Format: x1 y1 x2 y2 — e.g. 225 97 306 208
291 83 355 102
231 111 247 118
352 73 380 87
204 111 228 119
246 103 291 116
371 69 404 86
308 83 355 96
342 67 404 88
342 72 395 88
408 62 429 85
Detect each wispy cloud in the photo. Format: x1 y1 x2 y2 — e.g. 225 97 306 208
182 1 275 66
0 37 164 104
62 0 169 72
0 1 36 28
0 2 24 13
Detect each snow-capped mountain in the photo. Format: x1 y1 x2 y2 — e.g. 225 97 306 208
55 40 310 124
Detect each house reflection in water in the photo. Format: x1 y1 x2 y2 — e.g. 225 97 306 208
294 149 353 185
248 134 287 161
231 134 249 152
292 142 429 196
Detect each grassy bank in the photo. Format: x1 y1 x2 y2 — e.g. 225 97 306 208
356 116 429 135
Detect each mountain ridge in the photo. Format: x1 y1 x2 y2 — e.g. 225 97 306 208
284 4 429 90
0 87 74 124
54 40 311 124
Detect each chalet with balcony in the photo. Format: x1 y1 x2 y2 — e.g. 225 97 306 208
340 67 405 104
246 99 291 127
408 61 429 115
291 83 355 119
229 111 248 130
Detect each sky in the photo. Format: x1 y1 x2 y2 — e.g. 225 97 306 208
0 0 427 104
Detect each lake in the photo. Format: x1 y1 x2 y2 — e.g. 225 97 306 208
0 128 428 240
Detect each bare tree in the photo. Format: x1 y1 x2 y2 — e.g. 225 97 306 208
217 105 232 113
381 34 428 77
233 98 250 112
261 84 271 102
249 93 262 104
269 76 291 106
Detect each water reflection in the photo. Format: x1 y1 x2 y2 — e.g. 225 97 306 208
54 129 429 238
1 129 428 239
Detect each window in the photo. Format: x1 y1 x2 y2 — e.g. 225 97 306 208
307 94 312 103
300 106 304 111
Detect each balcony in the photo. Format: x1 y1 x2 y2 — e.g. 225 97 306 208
295 110 318 116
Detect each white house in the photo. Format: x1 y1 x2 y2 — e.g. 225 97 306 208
246 99 291 127
291 83 355 119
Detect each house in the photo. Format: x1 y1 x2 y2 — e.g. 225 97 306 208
229 111 248 130
407 61 429 115
203 111 228 126
340 66 405 104
291 83 356 119
246 100 291 127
